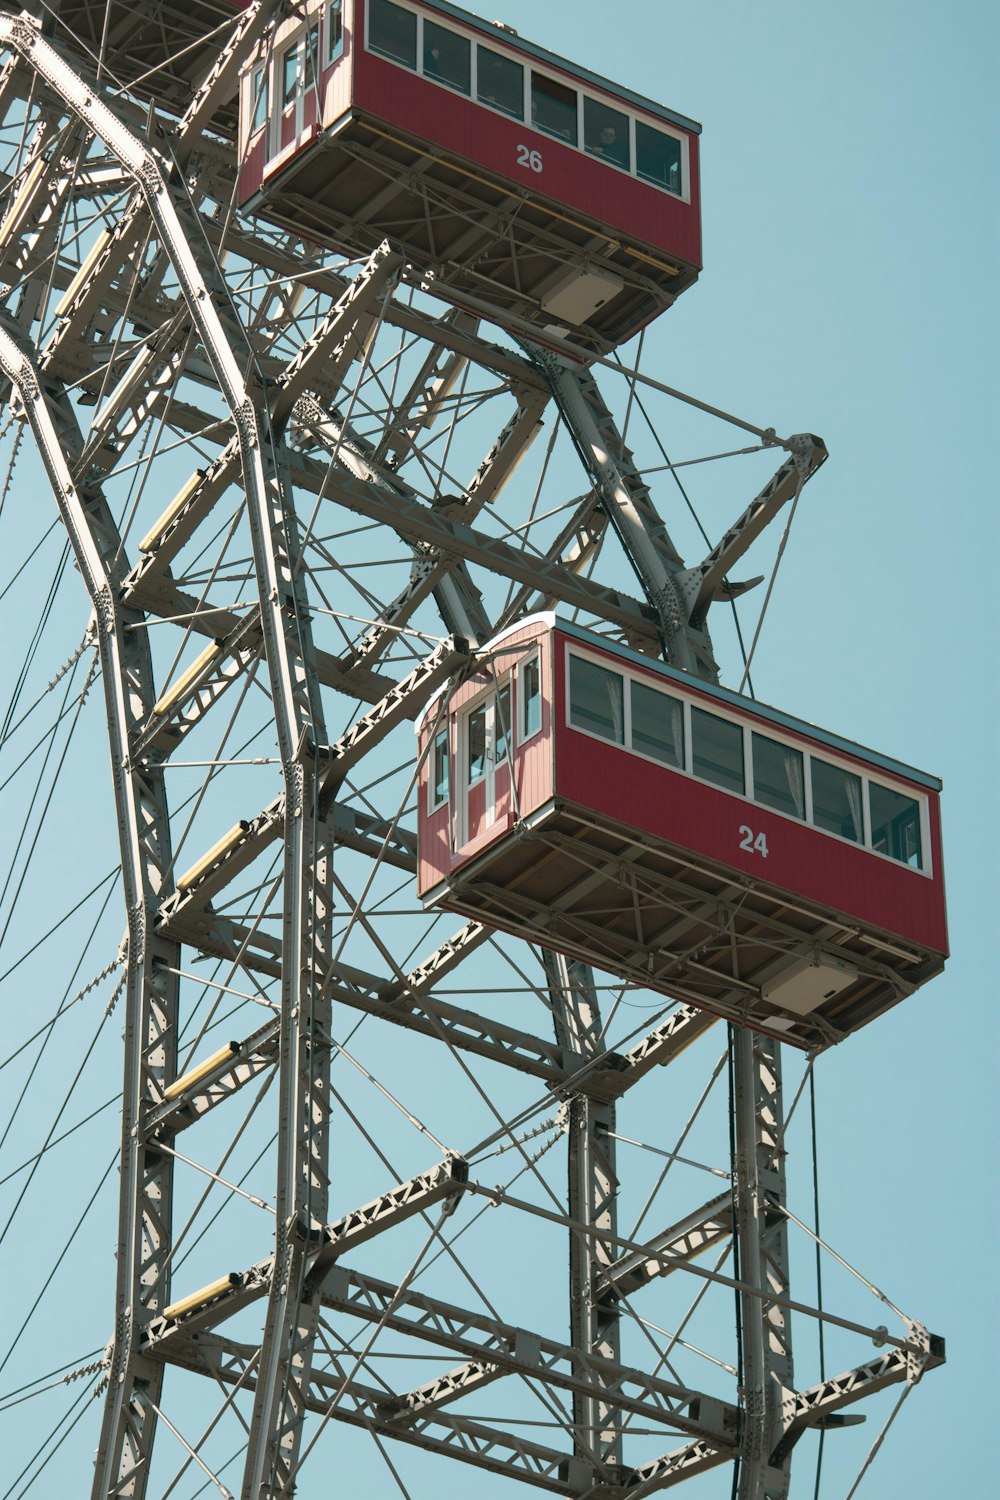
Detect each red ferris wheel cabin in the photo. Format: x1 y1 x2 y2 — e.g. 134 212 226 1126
416 617 948 1051
237 0 702 351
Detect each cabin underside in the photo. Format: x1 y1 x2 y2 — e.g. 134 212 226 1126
247 114 697 353
425 801 945 1051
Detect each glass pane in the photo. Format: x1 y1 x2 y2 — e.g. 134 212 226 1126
520 656 541 739
424 20 470 94
691 707 744 794
569 656 624 743
584 97 630 170
752 732 804 819
432 729 449 806
869 782 923 868
811 759 863 843
467 703 486 783
327 0 343 62
369 0 417 69
282 45 299 107
495 685 511 763
636 121 682 193
251 66 268 133
304 23 319 90
477 45 523 119
631 681 683 767
531 73 578 144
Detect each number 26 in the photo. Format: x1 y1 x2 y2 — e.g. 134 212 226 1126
739 825 769 858
516 144 543 173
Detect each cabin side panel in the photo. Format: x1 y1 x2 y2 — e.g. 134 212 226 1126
551 635 947 957
351 45 701 270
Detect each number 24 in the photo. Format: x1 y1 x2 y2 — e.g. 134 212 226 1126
739 825 769 858
516 144 543 173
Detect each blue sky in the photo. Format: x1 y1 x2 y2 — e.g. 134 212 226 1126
0 1 995 1495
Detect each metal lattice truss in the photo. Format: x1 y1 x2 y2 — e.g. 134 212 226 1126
0 8 941 1500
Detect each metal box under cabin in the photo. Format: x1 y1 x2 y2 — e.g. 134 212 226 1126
416 617 948 1051
237 0 702 352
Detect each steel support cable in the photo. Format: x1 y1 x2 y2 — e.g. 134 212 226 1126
0 862 117 989
737 467 807 695
0 1373 99 1500
0 786 115 1146
627 1049 729 1241
156 1069 278 1280
841 1381 916 1500
0 629 91 750
0 1092 117 1186
0 803 117 1162
158 1348 261 1500
0 535 71 739
173 1130 278 1277
317 1083 578 1453
0 671 98 794
330 855 577 1225
0 638 95 940
0 966 117 1251
610 352 757 694
0 1349 103 1411
0 1150 116 1381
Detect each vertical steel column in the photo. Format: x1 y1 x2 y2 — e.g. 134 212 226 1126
731 1026 794 1500
544 953 623 1471
0 328 180 1500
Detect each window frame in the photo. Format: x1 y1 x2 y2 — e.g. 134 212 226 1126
517 651 543 746
429 725 450 813
326 0 345 65
563 642 932 875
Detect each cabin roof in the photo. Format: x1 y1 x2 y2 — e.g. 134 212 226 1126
415 611 942 792
418 0 703 136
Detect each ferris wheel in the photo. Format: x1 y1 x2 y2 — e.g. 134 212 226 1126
0 4 946 1498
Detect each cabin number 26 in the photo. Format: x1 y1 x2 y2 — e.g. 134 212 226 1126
738 825 769 858
516 144 544 173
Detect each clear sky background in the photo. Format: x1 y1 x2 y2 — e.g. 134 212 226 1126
0 1 995 1495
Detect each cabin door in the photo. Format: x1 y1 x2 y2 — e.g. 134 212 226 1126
462 684 512 845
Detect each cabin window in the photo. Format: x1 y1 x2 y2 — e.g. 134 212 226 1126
304 22 320 92
631 681 683 767
431 728 449 809
584 97 630 171
369 0 417 70
250 64 268 134
495 683 512 763
478 45 524 119
282 44 300 108
326 0 344 62
569 655 624 744
869 782 922 868
811 758 863 844
531 73 578 145
467 701 487 784
691 707 744 795
752 732 804 820
519 654 541 741
424 20 471 95
636 120 682 194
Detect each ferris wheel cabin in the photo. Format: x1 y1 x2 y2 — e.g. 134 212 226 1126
416 617 948 1051
237 0 702 351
